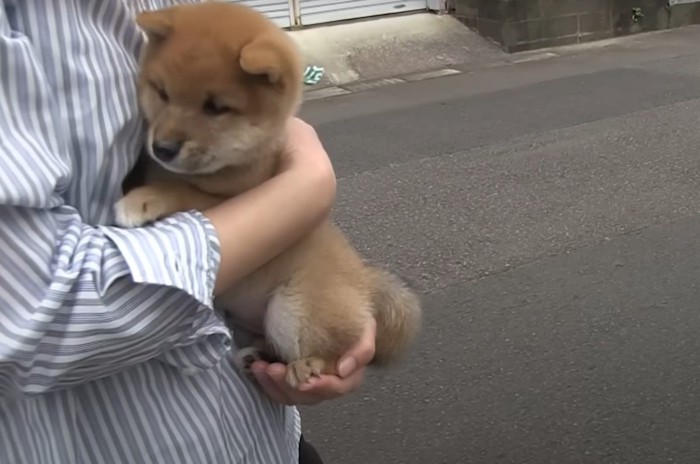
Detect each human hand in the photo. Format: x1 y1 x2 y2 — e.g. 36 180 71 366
251 318 376 406
279 117 335 180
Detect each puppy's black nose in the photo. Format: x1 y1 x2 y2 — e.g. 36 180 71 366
152 140 183 162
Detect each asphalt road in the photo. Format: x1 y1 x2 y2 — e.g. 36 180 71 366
297 27 700 464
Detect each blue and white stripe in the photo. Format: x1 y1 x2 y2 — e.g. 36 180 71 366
0 1 301 462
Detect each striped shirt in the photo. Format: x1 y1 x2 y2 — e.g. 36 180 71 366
0 1 301 463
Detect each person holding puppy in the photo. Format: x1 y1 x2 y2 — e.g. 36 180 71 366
0 1 371 463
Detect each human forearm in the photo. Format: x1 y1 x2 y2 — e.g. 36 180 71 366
206 161 336 295
0 206 229 398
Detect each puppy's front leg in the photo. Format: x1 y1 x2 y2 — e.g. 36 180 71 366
114 181 221 227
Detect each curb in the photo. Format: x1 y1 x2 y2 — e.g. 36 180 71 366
303 68 464 102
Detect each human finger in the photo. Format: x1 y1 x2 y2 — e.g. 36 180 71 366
298 366 367 398
251 361 295 405
337 318 376 378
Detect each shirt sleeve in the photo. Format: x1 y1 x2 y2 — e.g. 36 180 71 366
0 3 231 398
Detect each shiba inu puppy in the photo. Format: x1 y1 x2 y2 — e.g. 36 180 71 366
115 1 421 387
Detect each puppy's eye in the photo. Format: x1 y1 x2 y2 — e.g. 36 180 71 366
151 83 168 102
202 98 232 116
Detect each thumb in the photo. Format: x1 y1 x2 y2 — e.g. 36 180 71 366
337 318 376 378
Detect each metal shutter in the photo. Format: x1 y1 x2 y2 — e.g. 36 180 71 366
226 1 293 28
298 0 427 26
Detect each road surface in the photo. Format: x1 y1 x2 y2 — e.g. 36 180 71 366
297 27 700 464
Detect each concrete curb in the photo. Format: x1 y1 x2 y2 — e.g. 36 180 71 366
301 50 570 102
303 67 464 101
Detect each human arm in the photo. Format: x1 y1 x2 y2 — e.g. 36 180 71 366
207 118 336 294
245 121 372 406
0 5 334 398
0 122 334 400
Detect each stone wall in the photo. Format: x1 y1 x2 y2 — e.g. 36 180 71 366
454 0 700 52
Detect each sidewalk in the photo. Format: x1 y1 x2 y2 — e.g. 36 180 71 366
290 13 700 102
288 12 507 100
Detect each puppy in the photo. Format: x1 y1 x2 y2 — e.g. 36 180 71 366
116 1 422 388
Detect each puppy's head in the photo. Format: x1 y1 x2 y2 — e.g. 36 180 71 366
136 3 303 175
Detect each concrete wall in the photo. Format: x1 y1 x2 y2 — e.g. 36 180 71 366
454 0 700 52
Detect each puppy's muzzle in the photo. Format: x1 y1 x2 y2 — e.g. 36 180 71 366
152 140 183 163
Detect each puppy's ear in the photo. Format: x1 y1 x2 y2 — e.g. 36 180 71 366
239 34 290 86
136 10 174 42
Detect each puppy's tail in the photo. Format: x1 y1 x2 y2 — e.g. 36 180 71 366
367 267 422 365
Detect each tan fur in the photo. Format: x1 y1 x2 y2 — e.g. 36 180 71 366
116 1 421 387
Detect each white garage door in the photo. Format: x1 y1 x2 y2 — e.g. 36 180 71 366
228 0 293 28
298 0 427 26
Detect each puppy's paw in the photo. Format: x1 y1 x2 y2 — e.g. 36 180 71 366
234 346 264 377
114 187 173 227
286 357 326 389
